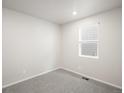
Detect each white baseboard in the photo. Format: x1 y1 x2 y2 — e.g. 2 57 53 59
59 67 122 89
3 67 122 90
2 67 60 89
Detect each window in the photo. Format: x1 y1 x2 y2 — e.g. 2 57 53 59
79 24 99 58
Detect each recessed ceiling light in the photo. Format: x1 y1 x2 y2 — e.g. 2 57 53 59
73 11 77 15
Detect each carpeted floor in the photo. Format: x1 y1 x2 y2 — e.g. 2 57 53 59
3 69 122 93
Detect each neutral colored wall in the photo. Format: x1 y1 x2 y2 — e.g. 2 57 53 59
61 8 122 87
2 8 61 86
3 8 122 88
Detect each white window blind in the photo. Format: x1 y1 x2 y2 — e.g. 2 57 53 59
79 24 99 58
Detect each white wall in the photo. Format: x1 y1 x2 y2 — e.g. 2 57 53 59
61 8 122 87
3 8 122 88
2 8 61 86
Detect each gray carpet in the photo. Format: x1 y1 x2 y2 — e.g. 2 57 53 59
3 69 122 93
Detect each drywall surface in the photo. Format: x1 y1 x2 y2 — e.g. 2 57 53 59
2 8 61 86
3 7 122 88
61 8 122 87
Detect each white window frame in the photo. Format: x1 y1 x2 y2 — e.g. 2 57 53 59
78 24 99 59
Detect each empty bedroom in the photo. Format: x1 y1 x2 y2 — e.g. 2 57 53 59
2 0 122 93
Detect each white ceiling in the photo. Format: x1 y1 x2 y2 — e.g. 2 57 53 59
3 0 122 24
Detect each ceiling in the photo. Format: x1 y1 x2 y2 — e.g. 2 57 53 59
3 0 122 24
